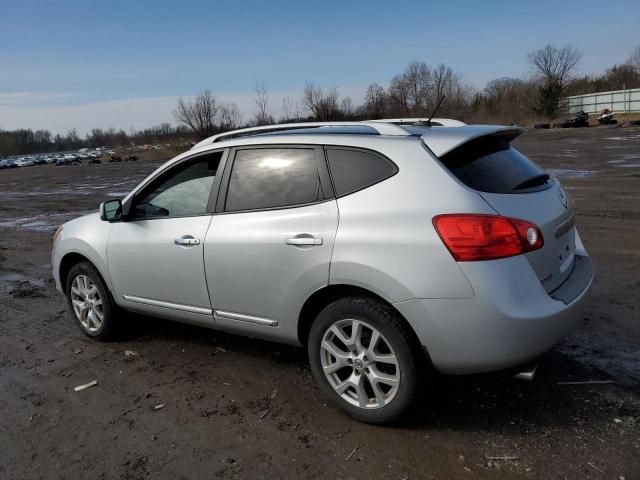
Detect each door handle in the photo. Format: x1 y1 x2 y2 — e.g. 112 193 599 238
175 235 200 247
285 236 323 246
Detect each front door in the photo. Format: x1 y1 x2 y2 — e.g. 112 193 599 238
204 146 338 343
108 151 224 324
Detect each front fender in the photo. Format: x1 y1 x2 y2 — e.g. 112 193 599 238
52 213 113 294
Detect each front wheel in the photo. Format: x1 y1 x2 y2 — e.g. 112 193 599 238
308 297 420 424
65 262 119 340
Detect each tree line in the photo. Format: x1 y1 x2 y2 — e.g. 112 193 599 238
174 44 640 139
2 44 639 155
0 123 193 157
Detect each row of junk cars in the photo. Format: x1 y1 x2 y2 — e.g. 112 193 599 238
0 149 138 170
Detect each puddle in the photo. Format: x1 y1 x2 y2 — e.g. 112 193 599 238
604 134 640 141
0 273 46 298
0 164 160 201
607 160 625 164
0 211 95 231
547 169 598 178
617 154 640 160
0 184 138 200
560 333 640 383
615 163 640 168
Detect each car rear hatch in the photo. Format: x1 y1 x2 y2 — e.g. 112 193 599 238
423 126 576 293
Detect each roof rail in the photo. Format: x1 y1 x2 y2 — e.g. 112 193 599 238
369 118 467 127
192 121 411 149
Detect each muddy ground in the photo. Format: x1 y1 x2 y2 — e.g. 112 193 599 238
1 127 639 479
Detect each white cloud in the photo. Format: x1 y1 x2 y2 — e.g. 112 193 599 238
0 91 78 106
0 84 368 136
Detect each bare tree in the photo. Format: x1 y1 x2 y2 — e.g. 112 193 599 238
340 97 354 118
527 44 582 119
388 73 411 115
254 81 274 126
220 103 243 130
481 77 536 123
174 90 219 139
363 83 387 119
405 61 431 114
528 44 582 87
432 67 474 116
388 61 431 115
281 96 293 122
432 65 453 104
303 83 341 120
281 96 302 122
627 45 640 72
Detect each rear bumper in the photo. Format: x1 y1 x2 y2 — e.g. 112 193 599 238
394 253 593 375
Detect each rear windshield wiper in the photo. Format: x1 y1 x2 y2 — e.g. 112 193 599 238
512 173 550 191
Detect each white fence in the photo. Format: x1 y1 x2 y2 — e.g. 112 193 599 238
567 88 640 114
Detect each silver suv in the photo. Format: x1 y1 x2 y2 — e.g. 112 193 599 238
52 120 593 423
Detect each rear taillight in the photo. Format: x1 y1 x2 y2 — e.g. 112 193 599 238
433 214 544 261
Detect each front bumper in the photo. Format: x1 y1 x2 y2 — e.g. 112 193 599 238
51 247 63 293
394 253 594 375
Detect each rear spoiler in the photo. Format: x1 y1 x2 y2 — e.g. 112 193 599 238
421 125 523 157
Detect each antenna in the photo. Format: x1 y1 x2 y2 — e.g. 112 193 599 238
426 95 446 127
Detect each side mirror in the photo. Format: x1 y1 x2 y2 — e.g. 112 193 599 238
100 199 122 222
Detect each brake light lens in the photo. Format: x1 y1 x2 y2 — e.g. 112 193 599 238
433 214 544 261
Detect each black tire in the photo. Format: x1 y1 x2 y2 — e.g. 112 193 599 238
65 262 119 341
308 297 421 424
534 123 550 129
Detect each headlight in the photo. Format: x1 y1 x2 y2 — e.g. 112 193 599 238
53 225 64 244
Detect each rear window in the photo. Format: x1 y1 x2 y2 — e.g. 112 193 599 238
440 136 548 194
326 148 397 197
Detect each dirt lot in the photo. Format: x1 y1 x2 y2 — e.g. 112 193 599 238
1 127 639 479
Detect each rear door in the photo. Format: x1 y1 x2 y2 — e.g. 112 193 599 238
434 132 575 292
204 145 338 342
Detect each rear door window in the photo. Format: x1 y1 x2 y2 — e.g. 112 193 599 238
325 148 398 197
439 136 549 194
225 148 322 212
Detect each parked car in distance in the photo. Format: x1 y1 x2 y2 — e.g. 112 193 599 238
52 120 594 424
56 154 81 166
15 157 34 167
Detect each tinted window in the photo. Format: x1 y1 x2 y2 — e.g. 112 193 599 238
326 148 397 197
225 148 321 212
134 153 220 218
440 137 548 194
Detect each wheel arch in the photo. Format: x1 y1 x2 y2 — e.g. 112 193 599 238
297 284 422 349
59 252 110 295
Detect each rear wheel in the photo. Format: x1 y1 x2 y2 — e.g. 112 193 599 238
308 297 420 424
65 262 119 340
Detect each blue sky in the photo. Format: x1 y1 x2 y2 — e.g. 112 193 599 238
1 0 638 134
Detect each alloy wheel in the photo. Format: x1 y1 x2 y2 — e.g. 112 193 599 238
320 318 400 409
70 274 104 332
